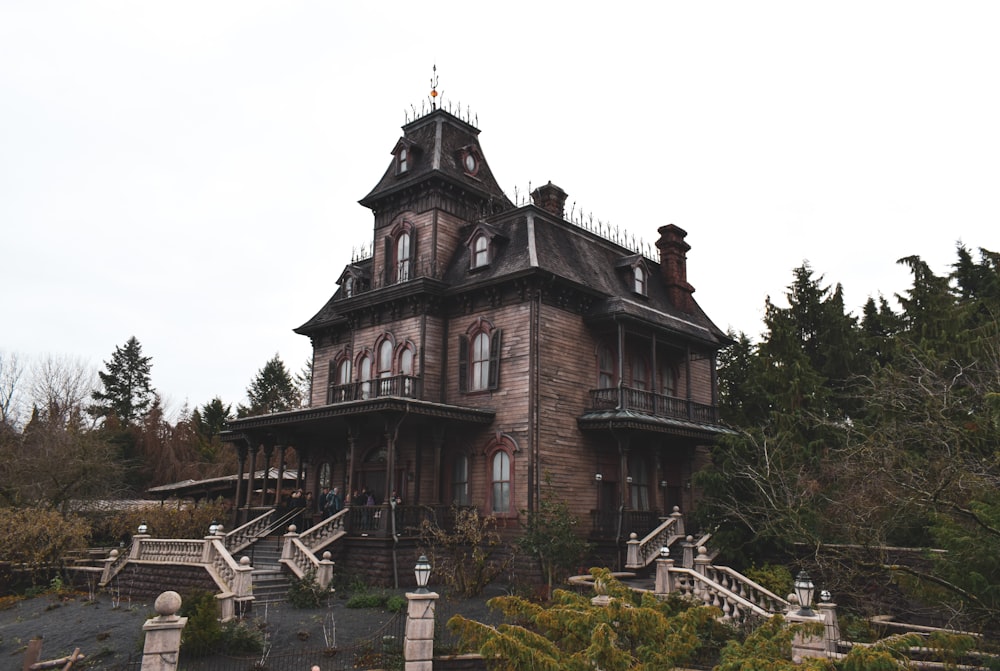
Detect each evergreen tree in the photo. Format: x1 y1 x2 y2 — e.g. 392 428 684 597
238 354 300 417
89 336 154 425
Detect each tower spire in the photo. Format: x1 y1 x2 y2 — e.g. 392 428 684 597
429 64 439 109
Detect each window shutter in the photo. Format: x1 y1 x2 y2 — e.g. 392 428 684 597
383 236 393 285
458 335 469 393
488 328 502 390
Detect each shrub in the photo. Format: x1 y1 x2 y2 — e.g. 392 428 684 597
287 568 334 609
419 505 515 597
180 590 223 657
220 619 265 655
0 507 90 581
744 563 793 599
96 499 230 544
344 590 406 613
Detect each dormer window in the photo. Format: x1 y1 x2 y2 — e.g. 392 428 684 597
398 147 408 174
615 254 648 297
472 234 489 269
465 222 503 272
634 265 646 296
337 265 370 299
385 220 416 284
344 275 355 298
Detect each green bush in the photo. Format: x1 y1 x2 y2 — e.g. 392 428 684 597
744 563 793 598
220 619 265 655
180 590 223 657
287 568 334 609
345 590 406 613
95 499 230 544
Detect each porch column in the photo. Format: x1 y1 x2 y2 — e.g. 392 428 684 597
684 344 692 419
261 437 275 506
275 444 287 508
245 443 258 509
346 425 357 504
616 321 625 409
431 424 445 504
233 441 248 527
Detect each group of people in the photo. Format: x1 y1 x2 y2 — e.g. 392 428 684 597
282 485 404 531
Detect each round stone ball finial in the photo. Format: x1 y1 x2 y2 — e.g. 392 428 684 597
629 532 637 540
323 551 332 560
240 556 251 566
109 549 119 559
288 524 297 533
154 591 182 617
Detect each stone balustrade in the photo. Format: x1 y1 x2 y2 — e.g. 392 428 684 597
624 507 685 569
280 528 334 588
298 507 349 552
225 509 275 554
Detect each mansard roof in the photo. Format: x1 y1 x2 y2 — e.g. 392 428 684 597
359 108 511 212
440 206 731 348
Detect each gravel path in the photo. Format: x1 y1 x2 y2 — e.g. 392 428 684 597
0 587 504 669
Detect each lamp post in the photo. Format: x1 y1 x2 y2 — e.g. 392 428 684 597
137 522 148 535
208 521 222 536
794 570 815 616
414 555 431 594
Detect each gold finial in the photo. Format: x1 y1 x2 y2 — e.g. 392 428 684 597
430 64 439 109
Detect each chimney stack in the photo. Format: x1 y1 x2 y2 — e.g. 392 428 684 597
531 181 568 218
656 224 695 313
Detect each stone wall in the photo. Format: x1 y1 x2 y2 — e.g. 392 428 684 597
107 563 217 601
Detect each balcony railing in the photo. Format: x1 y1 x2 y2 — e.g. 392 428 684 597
588 386 719 424
328 374 420 404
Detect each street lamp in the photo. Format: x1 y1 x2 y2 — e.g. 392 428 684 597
794 570 815 616
208 521 222 536
137 522 148 535
414 555 431 593
660 546 670 559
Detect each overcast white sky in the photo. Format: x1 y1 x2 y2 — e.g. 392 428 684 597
2 2 998 416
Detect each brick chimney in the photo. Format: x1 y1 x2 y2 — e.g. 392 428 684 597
531 181 567 218
656 224 695 313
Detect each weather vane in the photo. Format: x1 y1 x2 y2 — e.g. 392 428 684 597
430 64 439 109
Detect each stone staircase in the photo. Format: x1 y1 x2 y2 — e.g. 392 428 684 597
248 535 289 605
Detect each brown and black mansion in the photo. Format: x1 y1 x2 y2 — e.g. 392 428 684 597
224 105 732 573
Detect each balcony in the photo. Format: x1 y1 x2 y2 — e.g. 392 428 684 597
327 375 420 404
588 386 719 425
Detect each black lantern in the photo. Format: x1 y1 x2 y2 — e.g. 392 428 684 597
793 570 815 616
414 555 431 593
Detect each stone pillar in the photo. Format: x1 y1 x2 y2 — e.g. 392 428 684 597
141 591 188 671
404 590 439 671
670 506 684 536
681 535 695 569
693 545 710 576
654 555 674 595
785 609 828 663
625 532 640 568
316 551 335 590
818 598 841 655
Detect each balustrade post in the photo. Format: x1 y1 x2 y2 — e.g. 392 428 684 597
670 506 684 536
131 532 150 560
625 532 640 568
101 549 119 585
682 535 695 568
281 525 299 562
694 546 710 577
140 591 187 671
317 551 335 590
817 596 841 655
234 556 253 598
654 555 674 595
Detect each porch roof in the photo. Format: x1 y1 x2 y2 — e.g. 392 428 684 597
577 408 738 440
222 397 496 442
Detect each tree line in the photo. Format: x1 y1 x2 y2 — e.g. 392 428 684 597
0 339 309 511
697 244 1000 633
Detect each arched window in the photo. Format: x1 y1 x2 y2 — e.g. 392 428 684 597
598 345 616 389
491 450 511 514
452 454 469 506
628 454 650 511
458 319 501 393
396 231 411 282
328 354 352 403
377 339 394 396
634 265 646 295
399 346 414 396
358 354 372 400
472 234 489 268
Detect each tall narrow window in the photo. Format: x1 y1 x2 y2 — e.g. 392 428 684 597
633 356 649 390
628 454 650 511
329 357 352 402
459 321 501 392
398 147 408 173
634 265 646 295
452 454 469 506
491 451 510 514
377 340 393 396
358 355 372 400
399 347 414 396
344 275 355 298
660 362 677 397
396 231 411 282
598 345 616 388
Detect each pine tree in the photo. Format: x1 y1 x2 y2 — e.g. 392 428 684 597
89 336 154 425
238 354 300 417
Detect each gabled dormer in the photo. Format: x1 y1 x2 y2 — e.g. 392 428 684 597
615 254 650 297
336 264 371 299
465 221 504 271
392 138 421 177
